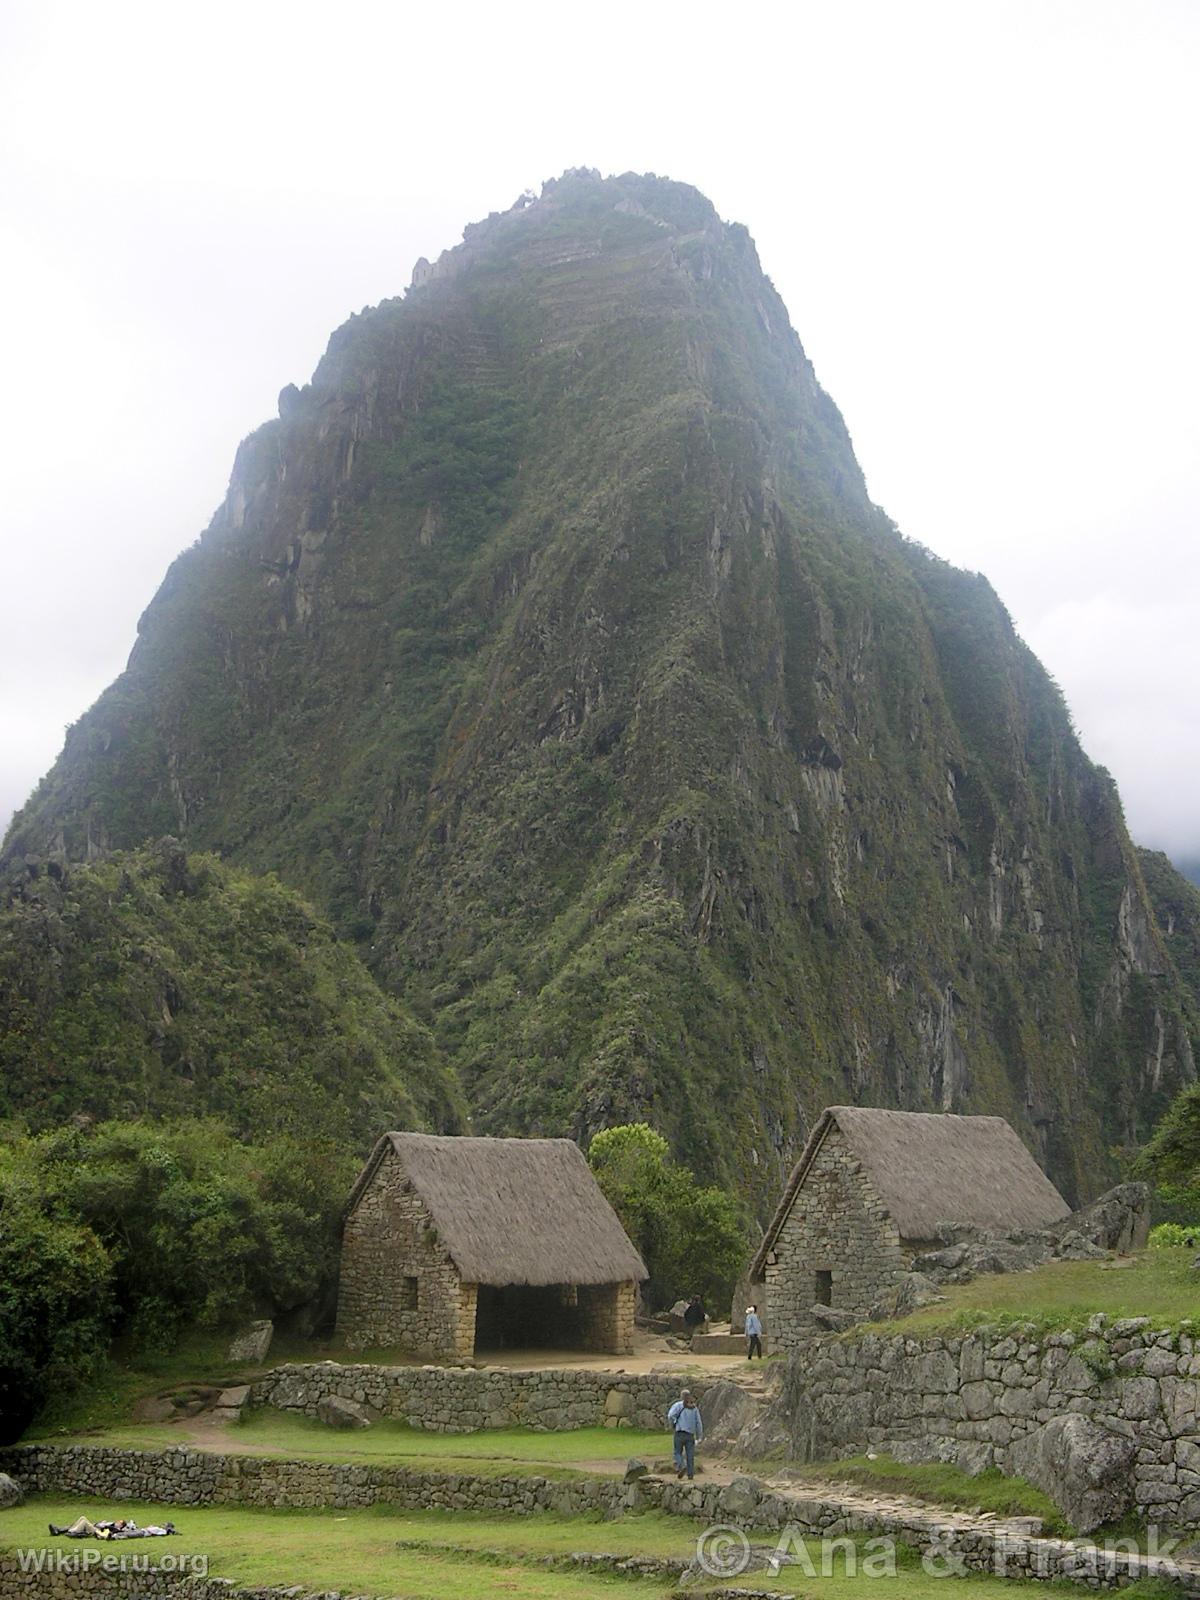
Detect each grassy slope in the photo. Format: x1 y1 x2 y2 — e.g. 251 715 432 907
881 1248 1200 1336
0 1499 1127 1598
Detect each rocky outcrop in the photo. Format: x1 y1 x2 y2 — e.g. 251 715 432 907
0 1473 22 1509
1049 1183 1152 1254
908 1185 1148 1293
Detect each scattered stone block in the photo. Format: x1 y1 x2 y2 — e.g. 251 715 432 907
316 1394 374 1429
0 1473 23 1509
131 1396 176 1423
227 1319 274 1364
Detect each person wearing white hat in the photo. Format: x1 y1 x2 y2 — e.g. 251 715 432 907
745 1304 763 1359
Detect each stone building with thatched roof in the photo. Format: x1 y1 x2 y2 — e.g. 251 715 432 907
749 1107 1070 1347
335 1133 648 1360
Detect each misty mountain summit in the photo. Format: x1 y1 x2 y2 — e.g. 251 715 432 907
4 168 1196 1206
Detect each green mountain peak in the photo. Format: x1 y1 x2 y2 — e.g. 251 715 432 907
5 170 1197 1207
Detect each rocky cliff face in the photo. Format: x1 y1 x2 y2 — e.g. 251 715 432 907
5 169 1195 1205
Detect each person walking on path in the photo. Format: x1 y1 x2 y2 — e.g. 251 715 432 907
668 1388 703 1479
744 1304 763 1360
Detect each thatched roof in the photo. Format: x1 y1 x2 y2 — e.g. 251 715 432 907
348 1132 648 1287
751 1106 1070 1276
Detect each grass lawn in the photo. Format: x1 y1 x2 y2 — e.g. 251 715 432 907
884 1249 1200 1337
43 1410 669 1478
803 1455 1070 1535
0 1497 1146 1598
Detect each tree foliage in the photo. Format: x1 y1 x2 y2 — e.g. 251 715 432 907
0 1117 356 1439
587 1122 746 1310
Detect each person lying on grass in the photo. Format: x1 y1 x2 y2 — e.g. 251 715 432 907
48 1516 177 1539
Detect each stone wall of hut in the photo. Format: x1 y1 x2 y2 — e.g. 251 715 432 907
335 1146 475 1359
764 1124 903 1343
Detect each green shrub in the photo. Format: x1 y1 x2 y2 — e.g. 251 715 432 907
1149 1222 1200 1250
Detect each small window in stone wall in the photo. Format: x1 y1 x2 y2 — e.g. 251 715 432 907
815 1269 832 1306
401 1275 419 1311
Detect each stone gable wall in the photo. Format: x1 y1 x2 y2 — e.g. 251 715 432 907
335 1147 475 1359
764 1125 903 1341
249 1362 678 1432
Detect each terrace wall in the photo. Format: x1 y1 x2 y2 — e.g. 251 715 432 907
248 1361 677 1431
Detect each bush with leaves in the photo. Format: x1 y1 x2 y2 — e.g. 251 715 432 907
1133 1085 1200 1226
0 1116 358 1437
31 1119 357 1348
587 1123 746 1312
0 1133 113 1439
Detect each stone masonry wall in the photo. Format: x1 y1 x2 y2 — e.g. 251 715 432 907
250 1361 679 1431
783 1316 1200 1530
764 1124 903 1340
335 1146 475 1359
0 1450 1189 1593
578 1282 636 1354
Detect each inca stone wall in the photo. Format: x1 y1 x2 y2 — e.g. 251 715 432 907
250 1361 679 1432
0 1450 1189 1593
335 1146 475 1359
764 1125 903 1338
578 1282 636 1354
781 1316 1200 1530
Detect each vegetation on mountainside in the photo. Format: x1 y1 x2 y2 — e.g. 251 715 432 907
0 839 459 1143
1132 1083 1200 1225
3 170 1198 1208
1138 847 1200 1008
587 1122 746 1308
0 1118 354 1438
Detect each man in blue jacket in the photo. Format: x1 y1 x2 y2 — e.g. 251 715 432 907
667 1388 703 1479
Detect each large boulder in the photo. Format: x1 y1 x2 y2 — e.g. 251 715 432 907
1050 1184 1151 1254
729 1273 763 1334
699 1375 793 1461
1007 1415 1137 1533
316 1394 374 1430
0 1473 23 1509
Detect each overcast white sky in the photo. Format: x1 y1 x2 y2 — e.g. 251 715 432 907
2 0 1197 862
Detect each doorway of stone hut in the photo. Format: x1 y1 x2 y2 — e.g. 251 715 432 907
474 1283 584 1352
